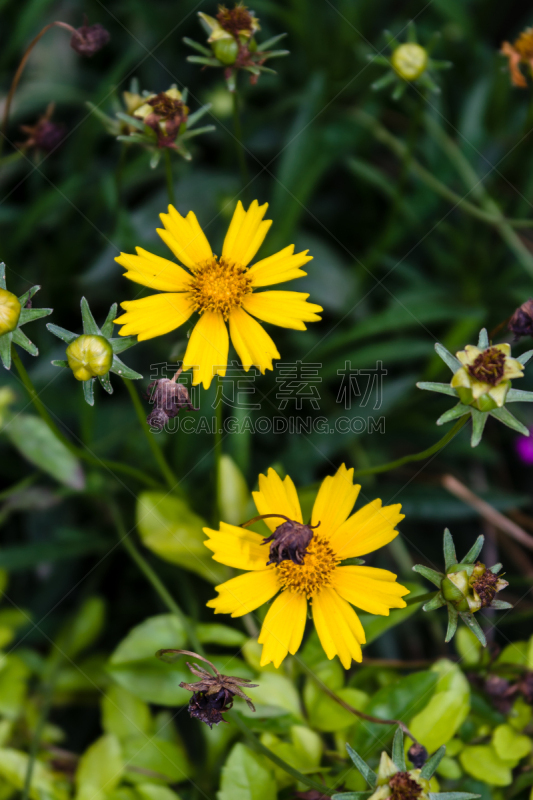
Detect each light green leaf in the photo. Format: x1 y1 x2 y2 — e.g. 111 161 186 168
196 623 246 647
470 408 487 447
443 529 457 570
492 723 531 761
490 406 529 436
0 655 30 719
391 727 405 770
75 734 123 800
136 785 183 800
421 746 445 779
462 535 484 564
55 596 105 660
218 743 277 800
412 566 442 588
11 327 38 356
247 673 303 719
123 736 191 784
80 297 100 336
436 404 471 425
435 343 461 373
303 680 368 732
136 492 227 584
506 388 533 402
217 454 249 525
409 660 470 752
82 378 95 406
4 414 84 489
101 684 152 741
0 748 68 800
459 744 514 786
47 323 77 344
346 744 377 789
477 329 489 349
417 381 457 397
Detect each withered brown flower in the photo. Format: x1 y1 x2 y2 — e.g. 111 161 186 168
241 513 320 566
509 298 533 341
147 368 198 430
157 649 257 728
407 742 428 769
17 104 65 153
70 18 110 57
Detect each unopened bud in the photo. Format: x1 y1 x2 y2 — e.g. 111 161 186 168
391 43 428 81
70 21 110 57
66 335 113 381
213 38 239 65
0 289 21 335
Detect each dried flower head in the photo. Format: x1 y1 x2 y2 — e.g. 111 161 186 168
18 104 65 154
147 369 198 430
134 87 189 148
156 649 257 727
70 18 110 57
501 28 533 87
241 513 319 565
509 298 533 340
216 4 259 38
413 529 511 647
407 743 428 770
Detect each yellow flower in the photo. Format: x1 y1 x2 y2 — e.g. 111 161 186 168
114 200 322 388
204 465 408 669
450 343 523 411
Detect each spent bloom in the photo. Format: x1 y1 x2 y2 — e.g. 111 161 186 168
48 298 142 406
70 18 110 57
204 464 408 669
417 328 533 447
0 263 52 370
17 103 65 154
413 529 510 647
501 28 533 87
509 298 533 341
114 200 322 389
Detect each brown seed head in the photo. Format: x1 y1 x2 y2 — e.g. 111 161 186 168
388 771 423 800
70 20 110 57
471 563 506 608
467 347 506 386
509 298 533 341
216 4 255 37
262 519 316 566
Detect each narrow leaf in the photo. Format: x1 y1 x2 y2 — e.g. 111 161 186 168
182 36 212 56
98 372 114 395
11 328 38 356
421 746 446 779
417 381 457 397
423 594 446 611
0 263 6 290
83 379 95 406
412 565 443 588
470 408 488 447
371 71 397 91
109 336 138 354
187 105 212 127
101 304 117 338
392 728 405 770
256 32 287 52
332 794 372 800
187 55 220 66
18 307 52 325
462 535 484 564
436 404 470 426
490 599 512 610
435 343 461 373
477 328 489 349
47 323 77 344
428 794 481 800
505 388 533 402
346 744 377 789
115 112 146 131
489 563 502 573
518 349 533 365
443 528 457 570
459 613 486 647
17 284 41 307
110 354 143 380
445 606 458 642
0 333 12 369
51 360 68 368
490 406 529 436
80 297 100 335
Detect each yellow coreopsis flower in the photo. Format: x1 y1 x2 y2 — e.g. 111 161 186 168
451 342 523 411
204 465 409 669
114 201 322 388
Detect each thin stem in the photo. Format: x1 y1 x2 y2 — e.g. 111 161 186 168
353 416 468 477
11 346 159 488
111 504 205 656
231 89 249 198
1 21 77 155
231 711 330 792
21 671 57 800
164 149 176 205
123 379 178 492
214 378 223 520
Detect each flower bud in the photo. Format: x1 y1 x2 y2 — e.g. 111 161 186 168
213 38 240 65
391 43 428 81
66 335 113 381
0 289 21 335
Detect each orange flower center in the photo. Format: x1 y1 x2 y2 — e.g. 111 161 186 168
189 257 252 319
467 347 506 386
277 535 339 597
515 28 533 60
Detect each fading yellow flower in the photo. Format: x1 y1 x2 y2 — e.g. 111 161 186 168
114 200 322 388
204 465 408 669
451 342 523 411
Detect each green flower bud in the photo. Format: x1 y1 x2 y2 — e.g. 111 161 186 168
213 37 240 65
66 335 113 382
391 43 428 81
441 575 470 612
0 288 21 335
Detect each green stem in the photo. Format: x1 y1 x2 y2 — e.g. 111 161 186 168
123 379 178 492
164 149 175 205
232 89 249 197
353 416 468 477
214 378 223 520
11 346 159 488
111 504 205 656
231 711 330 792
22 672 57 800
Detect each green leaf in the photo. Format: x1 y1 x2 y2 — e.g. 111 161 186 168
435 343 461 373
436 404 471 425
109 336 138 354
506 388 533 402
11 327 38 356
445 606 458 642
75 734 123 800
459 744 513 786
101 684 152 741
4 414 84 489
459 613 486 647
136 786 183 800
108 614 189 705
423 594 446 611
55 596 105 660
80 297 101 336
136 492 227 584
82 378 95 406
98 372 114 395
256 32 287 51
417 381 457 396
517 349 533 365
332 794 372 800
47 323 77 344
196 623 247 647
421 746 445 779
123 736 191 784
346 744 377 789
18 307 52 325
492 723 531 761
443 529 457 570
303 681 367 732
477 328 489 349
0 333 12 369
412 565 442 588
428 794 480 800
391 727 405 770
182 36 212 56
51 359 68 368
110 354 143 380
462 535 484 564
0 655 31 719
409 660 470 752
490 406 529 435
0 747 67 800
247 673 303 720
470 409 487 447
218 743 277 800
218 454 249 526
101 304 117 338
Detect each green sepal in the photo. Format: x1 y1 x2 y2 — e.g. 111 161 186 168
83 378 95 406
383 29 401 48
489 563 502 573
180 125 216 141
109 354 143 380
412 564 443 588
187 104 212 127
98 372 114 395
18 307 52 325
115 112 146 131
459 612 486 647
392 727 406 771
517 349 533 366
109 336 138 354
470 408 488 447
445 605 458 642
101 304 117 338
12 327 38 356
256 32 287 52
80 297 100 336
435 343 461 373
505 388 533 402
462 535 484 564
332 794 373 800
346 744 377 789
477 328 489 349
51 360 68 368
417 381 458 397
423 594 446 611
392 82 406 101
490 406 529 436
436 404 471 426
371 71 396 91
490 599 512 610
17 284 41 307
0 333 13 369
428 794 480 800
421 746 446 779
0 263 6 290
182 36 212 56
187 55 221 66
47 323 77 344
341 557 366 566
443 528 457 570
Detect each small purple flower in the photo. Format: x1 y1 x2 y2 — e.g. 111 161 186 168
515 431 533 464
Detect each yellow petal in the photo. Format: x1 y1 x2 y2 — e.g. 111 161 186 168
229 306 280 373
252 468 303 532
248 245 313 287
116 247 192 292
456 345 481 367
312 588 364 668
494 343 511 356
204 522 269 570
329 499 404 559
222 200 272 267
182 311 228 389
310 464 361 543
258 591 307 668
157 207 212 269
243 291 322 331
333 566 409 615
206 568 280 617
115 293 194 340
503 357 524 380
489 382 509 407
450 367 471 389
